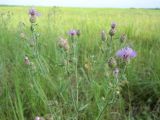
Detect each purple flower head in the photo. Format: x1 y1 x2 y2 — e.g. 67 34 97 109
29 7 40 16
116 47 137 61
111 22 116 29
68 29 77 36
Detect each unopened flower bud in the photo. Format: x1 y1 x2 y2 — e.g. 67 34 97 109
24 56 30 65
120 34 127 43
30 16 36 23
108 57 117 69
20 32 25 39
101 30 106 41
113 68 119 78
111 22 116 29
109 28 116 37
84 62 92 72
58 38 70 51
76 30 80 37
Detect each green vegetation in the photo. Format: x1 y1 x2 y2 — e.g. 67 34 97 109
0 6 160 120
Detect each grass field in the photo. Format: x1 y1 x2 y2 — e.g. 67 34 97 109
0 6 160 120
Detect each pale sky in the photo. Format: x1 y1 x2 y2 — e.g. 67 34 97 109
0 0 160 8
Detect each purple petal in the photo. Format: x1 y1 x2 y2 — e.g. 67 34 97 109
130 51 137 58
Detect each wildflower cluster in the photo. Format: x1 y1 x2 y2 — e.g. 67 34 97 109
21 7 138 119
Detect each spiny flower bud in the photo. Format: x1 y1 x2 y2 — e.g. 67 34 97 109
76 30 80 37
108 57 117 69
111 22 116 29
113 67 119 78
109 28 116 37
101 30 107 41
30 16 36 23
58 38 70 51
120 34 127 43
20 32 26 39
84 62 92 72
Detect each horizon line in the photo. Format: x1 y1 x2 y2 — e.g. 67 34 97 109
0 4 160 9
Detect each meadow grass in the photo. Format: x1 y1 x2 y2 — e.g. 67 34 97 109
0 6 160 120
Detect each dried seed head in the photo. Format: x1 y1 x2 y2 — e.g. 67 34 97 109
108 57 117 69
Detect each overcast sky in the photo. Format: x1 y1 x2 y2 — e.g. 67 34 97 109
0 0 160 8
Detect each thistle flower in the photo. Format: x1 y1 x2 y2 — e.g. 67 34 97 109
101 30 106 41
58 38 70 51
24 56 30 65
68 29 77 36
29 7 40 16
108 57 117 69
109 28 116 37
111 22 116 29
29 7 40 23
120 34 127 43
116 47 137 61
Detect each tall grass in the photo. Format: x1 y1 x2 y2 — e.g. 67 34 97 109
0 6 160 120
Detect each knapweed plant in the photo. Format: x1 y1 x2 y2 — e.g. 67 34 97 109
1 7 159 120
